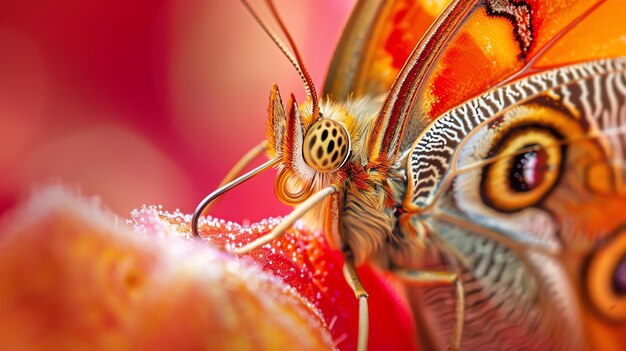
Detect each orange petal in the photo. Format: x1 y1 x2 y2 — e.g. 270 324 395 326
0 188 334 351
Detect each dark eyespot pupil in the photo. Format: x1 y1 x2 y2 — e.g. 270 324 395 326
338 137 343 147
613 255 626 295
509 145 547 192
341 145 347 155
316 146 323 159
321 130 328 141
309 135 317 149
332 128 337 137
331 150 339 163
322 159 329 167
325 121 331 127
327 140 335 153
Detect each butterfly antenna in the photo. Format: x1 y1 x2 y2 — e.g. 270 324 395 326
264 0 320 118
240 0 318 117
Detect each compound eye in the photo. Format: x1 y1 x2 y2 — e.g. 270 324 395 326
303 119 350 173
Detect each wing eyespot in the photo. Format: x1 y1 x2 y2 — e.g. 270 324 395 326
585 229 626 321
480 126 564 212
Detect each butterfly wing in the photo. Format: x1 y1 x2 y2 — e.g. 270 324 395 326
324 0 626 349
323 0 452 100
397 58 626 350
347 0 626 349
369 0 626 164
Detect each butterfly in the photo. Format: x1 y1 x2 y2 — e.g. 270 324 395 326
192 0 626 350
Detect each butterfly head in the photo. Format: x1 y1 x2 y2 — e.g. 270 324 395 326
265 84 357 205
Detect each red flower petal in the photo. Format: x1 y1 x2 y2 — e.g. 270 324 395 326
138 208 420 351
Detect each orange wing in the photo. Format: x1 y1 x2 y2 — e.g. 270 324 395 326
368 0 626 163
323 0 453 100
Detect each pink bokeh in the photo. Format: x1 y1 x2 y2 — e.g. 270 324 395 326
0 0 355 221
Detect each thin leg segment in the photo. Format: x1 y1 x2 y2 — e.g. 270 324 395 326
393 268 465 351
218 141 268 188
191 157 280 238
343 253 368 351
191 141 268 238
230 185 338 254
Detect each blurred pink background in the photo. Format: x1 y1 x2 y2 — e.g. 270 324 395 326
0 0 355 220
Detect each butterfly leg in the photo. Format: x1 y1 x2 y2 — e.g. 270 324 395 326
229 185 338 254
199 141 268 214
392 268 464 351
342 251 369 351
217 141 268 188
